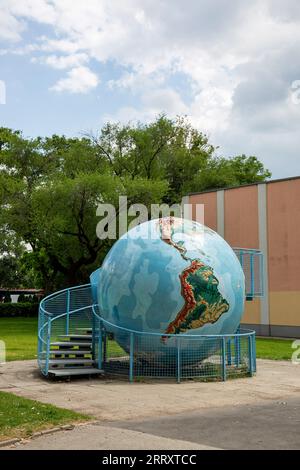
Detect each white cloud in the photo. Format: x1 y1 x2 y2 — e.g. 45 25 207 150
141 88 188 115
0 8 25 42
33 53 89 69
104 87 188 124
1 0 300 176
108 71 165 93
50 66 99 93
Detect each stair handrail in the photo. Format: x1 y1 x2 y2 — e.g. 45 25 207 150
39 283 91 318
233 247 262 253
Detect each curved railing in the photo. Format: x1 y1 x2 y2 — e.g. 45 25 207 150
91 304 256 382
38 248 261 380
38 284 94 376
38 287 256 382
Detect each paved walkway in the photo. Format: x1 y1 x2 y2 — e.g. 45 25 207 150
8 424 219 450
1 359 300 449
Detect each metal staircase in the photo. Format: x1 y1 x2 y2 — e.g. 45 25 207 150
48 329 102 377
41 325 103 378
48 329 97 377
38 284 102 378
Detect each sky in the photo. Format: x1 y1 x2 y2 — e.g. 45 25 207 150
0 0 300 179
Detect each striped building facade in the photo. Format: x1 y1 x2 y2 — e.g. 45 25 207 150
185 176 300 338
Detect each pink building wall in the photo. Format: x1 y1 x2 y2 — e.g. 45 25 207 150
188 177 300 337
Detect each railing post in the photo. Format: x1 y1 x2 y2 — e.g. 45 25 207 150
253 333 257 372
45 319 51 376
66 288 70 335
37 309 42 359
91 308 96 360
250 253 255 298
235 328 241 367
129 332 134 383
176 337 181 383
248 334 254 376
221 337 226 381
98 318 103 370
226 338 232 366
103 330 107 364
260 252 264 297
239 249 244 269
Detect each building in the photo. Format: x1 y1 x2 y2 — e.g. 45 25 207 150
185 176 300 338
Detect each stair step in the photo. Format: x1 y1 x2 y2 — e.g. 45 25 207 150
48 368 103 377
50 350 92 356
50 342 92 348
58 335 92 340
48 358 94 365
75 328 92 333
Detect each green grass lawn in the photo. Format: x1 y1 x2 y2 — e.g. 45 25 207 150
0 318 38 361
0 318 296 362
0 317 125 361
256 337 295 360
106 338 126 357
0 390 90 441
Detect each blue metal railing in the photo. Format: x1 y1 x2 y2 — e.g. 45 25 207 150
233 248 264 299
94 305 256 382
38 285 256 381
37 284 93 376
38 247 262 380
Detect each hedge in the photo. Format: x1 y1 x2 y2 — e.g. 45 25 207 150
0 302 39 318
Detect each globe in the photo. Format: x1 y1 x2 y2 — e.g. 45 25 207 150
97 217 245 362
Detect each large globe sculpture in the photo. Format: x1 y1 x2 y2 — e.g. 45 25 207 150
97 217 245 362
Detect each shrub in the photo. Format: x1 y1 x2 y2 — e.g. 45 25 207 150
0 302 38 318
17 293 26 302
4 293 12 303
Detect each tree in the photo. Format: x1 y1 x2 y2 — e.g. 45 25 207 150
0 256 19 287
0 128 170 289
91 116 271 202
186 154 271 194
0 117 271 290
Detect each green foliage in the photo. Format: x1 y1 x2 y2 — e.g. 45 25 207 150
0 116 271 290
0 302 38 317
187 154 271 193
3 293 11 303
0 256 19 287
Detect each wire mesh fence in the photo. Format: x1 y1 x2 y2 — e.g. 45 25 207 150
97 316 256 382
